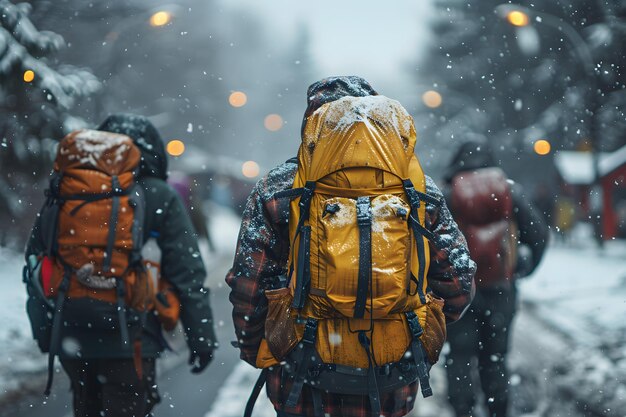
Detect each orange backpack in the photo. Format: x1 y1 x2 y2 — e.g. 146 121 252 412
29 129 154 394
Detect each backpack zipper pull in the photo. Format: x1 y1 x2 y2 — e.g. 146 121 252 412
322 202 340 218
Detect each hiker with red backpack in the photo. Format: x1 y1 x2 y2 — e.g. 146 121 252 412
442 140 549 417
24 114 217 417
226 76 476 417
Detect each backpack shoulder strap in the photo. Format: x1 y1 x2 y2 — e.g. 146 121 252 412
40 173 64 257
128 182 146 267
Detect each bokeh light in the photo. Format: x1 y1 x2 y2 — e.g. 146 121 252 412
534 139 551 155
242 160 260 178
149 11 172 27
264 114 283 131
507 11 530 27
23 70 35 83
422 90 442 108
166 139 185 157
229 91 248 107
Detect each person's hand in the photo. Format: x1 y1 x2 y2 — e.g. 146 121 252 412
188 349 214 374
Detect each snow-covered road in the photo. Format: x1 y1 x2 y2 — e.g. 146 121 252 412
2 216 625 417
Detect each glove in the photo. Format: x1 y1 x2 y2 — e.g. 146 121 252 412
188 349 214 374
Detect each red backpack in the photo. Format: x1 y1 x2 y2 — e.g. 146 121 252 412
451 168 517 289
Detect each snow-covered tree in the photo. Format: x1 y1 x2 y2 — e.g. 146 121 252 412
415 0 529 175
417 0 626 181
0 0 100 245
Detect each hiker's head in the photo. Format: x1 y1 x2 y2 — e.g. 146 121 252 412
97 113 168 180
445 139 497 183
302 76 378 136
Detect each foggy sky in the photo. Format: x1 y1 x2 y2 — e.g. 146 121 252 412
218 0 434 108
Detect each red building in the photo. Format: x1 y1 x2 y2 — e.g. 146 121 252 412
555 145 626 240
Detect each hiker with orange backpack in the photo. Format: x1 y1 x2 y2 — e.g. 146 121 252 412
442 141 548 417
24 114 217 417
226 76 476 417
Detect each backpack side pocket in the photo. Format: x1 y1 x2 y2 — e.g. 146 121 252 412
420 294 447 364
265 287 298 360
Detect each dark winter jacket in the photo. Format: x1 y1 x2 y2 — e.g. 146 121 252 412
226 76 476 417
25 114 217 359
444 141 549 277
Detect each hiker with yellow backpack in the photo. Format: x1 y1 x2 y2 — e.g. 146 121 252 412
24 114 217 417
226 76 476 417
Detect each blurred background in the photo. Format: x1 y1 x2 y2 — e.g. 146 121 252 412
0 1 625 416
1 0 625 246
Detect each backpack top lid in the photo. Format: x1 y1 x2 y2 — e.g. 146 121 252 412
299 95 417 181
451 167 513 225
54 129 141 176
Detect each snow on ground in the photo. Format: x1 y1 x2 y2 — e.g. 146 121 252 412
2 210 626 416
0 246 47 399
203 229 626 417
202 203 241 289
0 203 243 405
205 362 275 417
519 240 626 345
516 233 626 417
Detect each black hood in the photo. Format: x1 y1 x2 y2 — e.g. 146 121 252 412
97 113 168 180
301 76 378 136
444 140 497 183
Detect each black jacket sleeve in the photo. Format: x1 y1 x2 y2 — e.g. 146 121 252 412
142 178 217 353
511 183 549 276
25 214 44 261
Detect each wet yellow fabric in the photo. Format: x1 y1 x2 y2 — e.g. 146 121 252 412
281 95 434 368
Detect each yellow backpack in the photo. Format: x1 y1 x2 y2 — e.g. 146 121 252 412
256 96 447 414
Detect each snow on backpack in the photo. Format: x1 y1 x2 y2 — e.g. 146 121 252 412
23 129 178 395
248 96 448 416
450 167 517 289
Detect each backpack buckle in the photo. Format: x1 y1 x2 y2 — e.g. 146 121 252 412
322 203 340 218
302 318 318 344
356 197 371 226
298 182 316 210
406 311 423 338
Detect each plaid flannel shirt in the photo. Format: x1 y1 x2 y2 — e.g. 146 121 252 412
226 160 476 417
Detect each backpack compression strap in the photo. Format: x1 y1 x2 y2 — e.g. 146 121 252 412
286 318 318 407
402 179 444 303
41 174 63 257
358 331 382 416
354 197 372 319
406 311 433 397
244 369 268 417
291 181 316 309
104 176 122 272
128 184 146 266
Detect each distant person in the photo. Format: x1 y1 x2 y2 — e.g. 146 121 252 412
442 141 549 417
554 195 576 243
226 76 476 417
168 170 215 252
24 114 217 417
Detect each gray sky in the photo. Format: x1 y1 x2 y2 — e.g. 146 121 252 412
219 0 434 107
